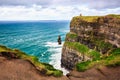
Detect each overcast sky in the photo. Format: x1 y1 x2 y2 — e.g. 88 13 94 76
0 0 120 20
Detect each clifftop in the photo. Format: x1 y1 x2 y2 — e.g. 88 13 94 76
71 14 120 23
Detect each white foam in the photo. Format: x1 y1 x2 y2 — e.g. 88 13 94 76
45 42 63 48
45 41 69 75
59 29 69 33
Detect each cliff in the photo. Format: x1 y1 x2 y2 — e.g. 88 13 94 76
61 14 120 72
0 45 69 80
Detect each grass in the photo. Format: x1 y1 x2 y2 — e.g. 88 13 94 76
0 45 63 77
70 14 120 28
72 16 99 23
64 41 101 60
64 41 120 72
76 61 91 71
66 32 78 39
76 16 99 22
80 33 113 53
64 41 89 54
76 48 120 71
107 14 120 18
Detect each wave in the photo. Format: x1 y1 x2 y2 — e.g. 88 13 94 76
59 28 69 33
45 41 69 75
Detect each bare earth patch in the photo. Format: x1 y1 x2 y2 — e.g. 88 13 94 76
0 57 69 80
67 66 120 80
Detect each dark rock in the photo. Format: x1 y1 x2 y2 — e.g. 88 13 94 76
58 35 62 45
61 46 90 70
0 52 18 59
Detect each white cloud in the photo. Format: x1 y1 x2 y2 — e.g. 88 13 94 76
0 4 120 20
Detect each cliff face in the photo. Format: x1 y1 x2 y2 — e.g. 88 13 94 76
70 15 120 49
61 14 120 70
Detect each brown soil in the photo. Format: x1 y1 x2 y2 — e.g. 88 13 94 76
67 66 120 80
0 54 120 80
0 57 69 80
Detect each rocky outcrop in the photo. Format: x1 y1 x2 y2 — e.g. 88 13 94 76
61 14 120 70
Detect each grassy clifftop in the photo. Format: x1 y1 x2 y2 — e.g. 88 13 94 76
63 14 120 72
70 14 120 28
0 45 63 77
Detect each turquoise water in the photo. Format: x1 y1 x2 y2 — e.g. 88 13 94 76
0 21 70 74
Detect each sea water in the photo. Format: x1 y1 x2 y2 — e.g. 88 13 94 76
0 20 70 75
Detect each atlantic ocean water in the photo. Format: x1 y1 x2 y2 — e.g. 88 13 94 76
0 21 70 75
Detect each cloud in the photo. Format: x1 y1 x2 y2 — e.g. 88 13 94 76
0 0 120 9
0 0 119 20
0 5 77 20
0 0 51 7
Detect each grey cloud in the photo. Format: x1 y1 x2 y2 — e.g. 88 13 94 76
62 0 120 9
0 0 120 9
87 0 120 9
0 0 52 6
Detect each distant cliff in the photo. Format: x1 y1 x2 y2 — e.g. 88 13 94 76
61 14 120 70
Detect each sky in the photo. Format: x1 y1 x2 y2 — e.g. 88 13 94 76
0 0 120 20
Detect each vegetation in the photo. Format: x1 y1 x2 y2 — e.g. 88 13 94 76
77 16 99 22
0 45 63 77
89 36 113 53
66 32 78 39
72 16 99 23
70 14 120 28
69 14 120 72
64 41 101 60
76 48 120 71
64 41 120 72
107 14 120 18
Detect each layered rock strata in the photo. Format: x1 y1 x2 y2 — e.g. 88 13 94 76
61 15 120 70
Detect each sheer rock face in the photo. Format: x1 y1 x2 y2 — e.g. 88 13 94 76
61 46 91 70
70 16 120 48
61 15 120 70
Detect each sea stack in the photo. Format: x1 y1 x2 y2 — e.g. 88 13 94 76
58 35 62 45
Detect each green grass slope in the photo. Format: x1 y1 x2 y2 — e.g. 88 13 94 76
0 45 63 77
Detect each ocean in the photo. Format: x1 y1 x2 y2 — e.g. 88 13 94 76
0 20 70 75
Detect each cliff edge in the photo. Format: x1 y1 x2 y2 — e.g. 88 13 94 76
0 45 69 80
61 14 120 79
